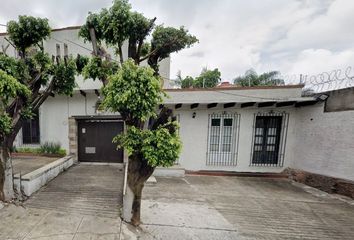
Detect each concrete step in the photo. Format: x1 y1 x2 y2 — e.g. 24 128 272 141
153 165 185 177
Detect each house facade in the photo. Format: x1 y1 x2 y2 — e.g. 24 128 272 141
2 26 353 180
165 86 319 173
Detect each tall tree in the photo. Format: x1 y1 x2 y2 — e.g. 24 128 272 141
233 69 284 87
0 16 78 201
79 0 197 225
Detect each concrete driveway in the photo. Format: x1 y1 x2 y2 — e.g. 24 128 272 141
128 175 354 240
0 163 124 240
1 170 354 239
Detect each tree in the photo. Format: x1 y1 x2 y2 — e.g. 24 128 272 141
177 67 221 89
79 0 197 225
176 71 194 88
233 69 284 87
193 67 221 88
0 16 78 201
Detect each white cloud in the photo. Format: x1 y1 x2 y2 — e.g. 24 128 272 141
1 0 353 82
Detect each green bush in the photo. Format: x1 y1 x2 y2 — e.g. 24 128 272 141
16 147 40 154
39 142 62 155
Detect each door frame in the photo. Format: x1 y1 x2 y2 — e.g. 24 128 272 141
74 115 126 163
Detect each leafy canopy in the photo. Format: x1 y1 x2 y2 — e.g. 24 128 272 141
7 15 51 53
102 59 163 122
178 68 221 88
114 123 182 167
1 16 79 140
0 69 30 136
233 69 285 87
79 0 198 72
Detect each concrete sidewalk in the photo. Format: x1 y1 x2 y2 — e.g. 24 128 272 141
1 173 354 239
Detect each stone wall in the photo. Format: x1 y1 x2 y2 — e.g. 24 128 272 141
68 117 78 162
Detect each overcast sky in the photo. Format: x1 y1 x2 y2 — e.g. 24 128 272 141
1 0 353 81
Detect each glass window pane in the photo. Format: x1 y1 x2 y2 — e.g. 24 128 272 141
255 136 263 144
268 128 277 135
254 145 262 151
256 128 263 135
222 144 231 152
267 137 276 144
211 119 221 126
267 145 275 151
224 118 233 126
210 144 219 151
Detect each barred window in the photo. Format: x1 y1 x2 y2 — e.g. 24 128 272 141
207 113 240 166
250 111 289 167
22 109 40 144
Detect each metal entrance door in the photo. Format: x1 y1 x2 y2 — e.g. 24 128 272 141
78 119 124 163
252 116 282 165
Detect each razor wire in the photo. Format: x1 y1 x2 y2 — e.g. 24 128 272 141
281 66 354 93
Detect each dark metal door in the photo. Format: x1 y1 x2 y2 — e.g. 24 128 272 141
252 116 282 165
78 120 123 163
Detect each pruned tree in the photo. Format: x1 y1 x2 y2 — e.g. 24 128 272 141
0 16 78 201
79 0 198 225
233 69 285 87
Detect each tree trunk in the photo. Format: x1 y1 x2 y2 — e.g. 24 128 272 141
0 142 14 201
123 156 154 226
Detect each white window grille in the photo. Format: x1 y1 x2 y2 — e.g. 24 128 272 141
206 113 240 166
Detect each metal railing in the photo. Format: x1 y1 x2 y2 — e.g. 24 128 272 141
206 113 240 166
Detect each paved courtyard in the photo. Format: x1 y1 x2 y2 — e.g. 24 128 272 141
1 168 354 239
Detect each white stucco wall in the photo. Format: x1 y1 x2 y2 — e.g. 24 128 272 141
15 92 109 151
291 104 354 181
175 106 297 173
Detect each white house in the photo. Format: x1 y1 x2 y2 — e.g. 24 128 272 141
2 26 353 183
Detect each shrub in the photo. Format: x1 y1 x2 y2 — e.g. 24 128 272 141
16 147 40 154
39 142 66 156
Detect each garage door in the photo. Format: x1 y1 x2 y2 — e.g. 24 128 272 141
78 119 124 163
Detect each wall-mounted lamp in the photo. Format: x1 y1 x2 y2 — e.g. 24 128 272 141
192 112 196 118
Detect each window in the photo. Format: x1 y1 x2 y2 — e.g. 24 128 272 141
250 112 289 167
22 110 40 144
207 113 240 166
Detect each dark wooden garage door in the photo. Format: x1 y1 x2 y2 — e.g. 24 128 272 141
78 119 124 163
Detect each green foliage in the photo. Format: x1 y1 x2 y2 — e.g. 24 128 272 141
0 69 30 104
151 25 198 60
16 147 40 154
193 68 221 88
181 76 194 88
75 54 89 74
15 142 66 156
50 57 77 95
79 0 132 46
177 68 221 88
0 114 12 137
82 57 118 81
233 69 285 87
80 0 197 69
39 142 61 154
7 15 51 53
103 59 163 122
114 122 181 167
